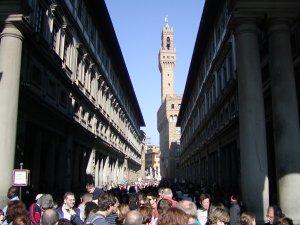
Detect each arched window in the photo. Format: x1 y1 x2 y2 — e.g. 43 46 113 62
170 115 174 122
166 37 171 50
174 114 178 122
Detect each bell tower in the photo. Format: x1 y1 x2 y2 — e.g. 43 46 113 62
157 17 182 179
158 17 176 102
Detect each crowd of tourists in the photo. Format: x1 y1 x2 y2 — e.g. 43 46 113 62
0 180 295 225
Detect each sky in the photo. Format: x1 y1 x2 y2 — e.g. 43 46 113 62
105 1 205 145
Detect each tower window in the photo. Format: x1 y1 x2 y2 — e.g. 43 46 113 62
174 115 177 122
166 37 170 50
171 104 174 109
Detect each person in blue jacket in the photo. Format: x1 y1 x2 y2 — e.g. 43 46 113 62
56 192 83 225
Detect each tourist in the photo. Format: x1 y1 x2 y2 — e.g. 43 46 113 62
157 199 172 216
207 207 230 225
56 192 83 225
128 196 139 211
157 208 189 225
278 217 294 225
265 205 284 225
86 183 104 204
84 202 99 222
106 197 119 225
161 188 177 207
138 204 152 225
0 209 5 225
146 193 159 219
117 203 130 225
157 189 164 202
29 194 43 225
4 201 28 225
229 195 241 225
197 194 210 225
124 210 143 225
116 204 130 225
42 209 59 225
12 215 30 225
40 194 54 211
85 193 115 225
78 193 93 221
137 193 148 207
240 212 256 225
176 200 200 225
2 187 19 215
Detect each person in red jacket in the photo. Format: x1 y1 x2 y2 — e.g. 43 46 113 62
162 188 178 207
29 194 43 225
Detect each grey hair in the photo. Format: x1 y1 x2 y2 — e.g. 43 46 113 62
42 209 59 225
40 194 54 209
176 200 198 219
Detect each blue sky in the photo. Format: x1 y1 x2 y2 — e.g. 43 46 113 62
105 1 205 145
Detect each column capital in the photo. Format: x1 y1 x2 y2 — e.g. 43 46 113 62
83 53 89 61
230 10 264 33
0 21 23 41
61 23 72 34
75 42 84 50
89 63 96 71
232 18 260 36
100 80 106 88
268 17 291 36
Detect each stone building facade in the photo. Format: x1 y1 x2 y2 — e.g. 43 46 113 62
157 21 181 179
177 0 300 222
139 136 146 180
0 0 145 206
145 145 160 179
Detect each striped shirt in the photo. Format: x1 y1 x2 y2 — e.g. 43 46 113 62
106 213 118 225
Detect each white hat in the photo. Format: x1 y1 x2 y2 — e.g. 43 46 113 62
35 194 43 200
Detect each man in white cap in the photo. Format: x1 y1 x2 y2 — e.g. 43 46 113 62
29 193 44 225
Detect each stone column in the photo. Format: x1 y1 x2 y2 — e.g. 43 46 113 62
217 145 221 186
124 158 129 182
234 20 269 222
95 159 99 187
268 19 300 221
86 149 95 175
0 23 23 207
65 135 73 192
103 156 110 186
72 145 80 190
45 135 57 191
31 130 43 193
99 158 104 187
59 24 67 60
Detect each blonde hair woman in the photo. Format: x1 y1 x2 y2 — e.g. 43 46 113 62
207 207 229 225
